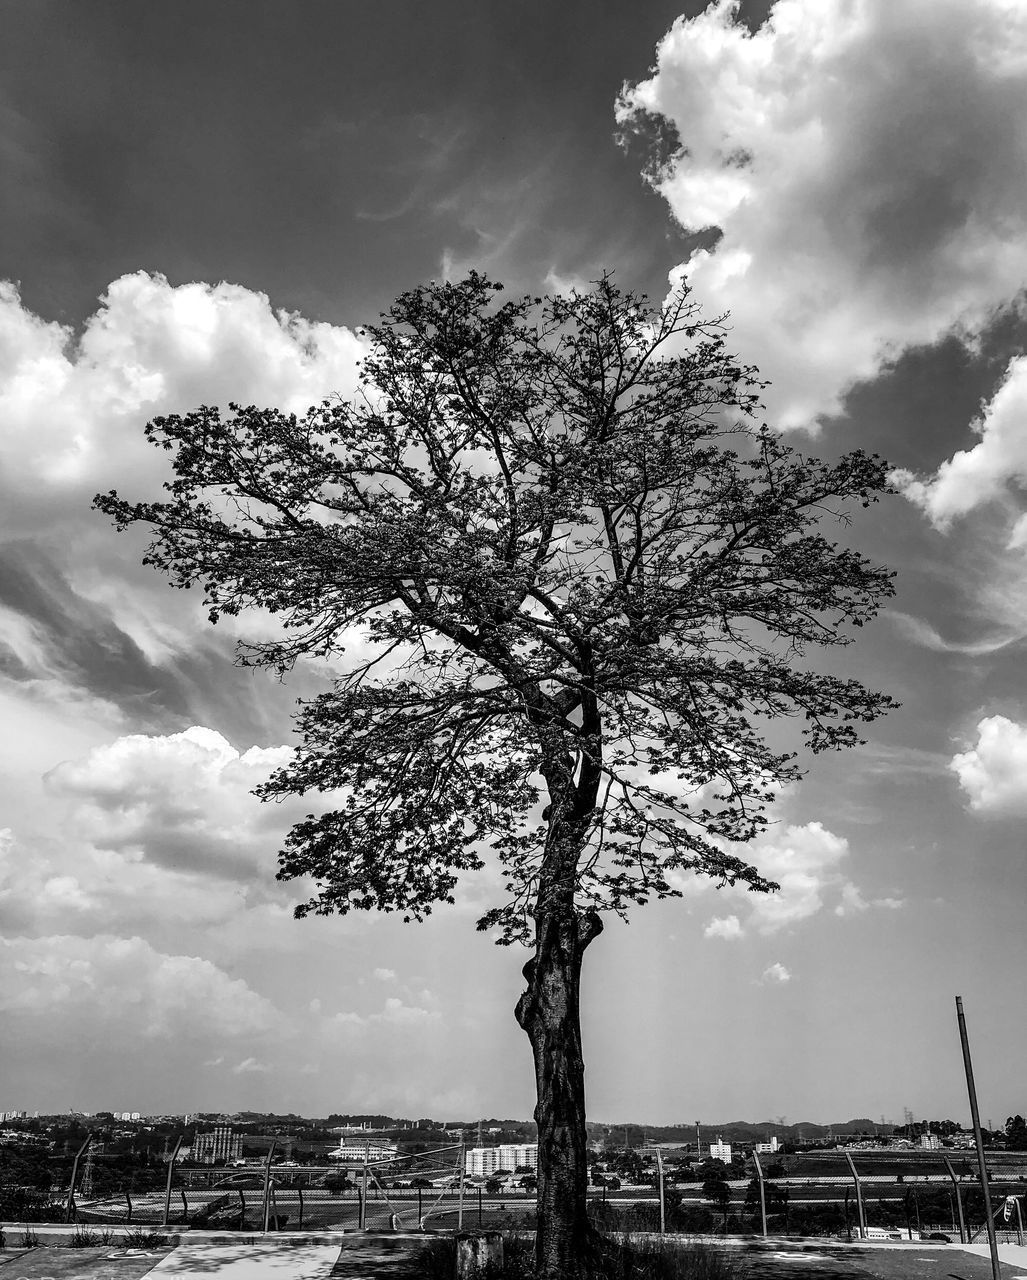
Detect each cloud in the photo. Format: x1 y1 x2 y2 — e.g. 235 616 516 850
616 0 1027 430
232 1057 272 1074
372 967 397 982
44 725 296 880
951 714 1027 813
0 275 367 743
896 356 1027 526
0 933 285 1041
760 963 791 984
704 914 743 940
0 273 365 536
700 819 900 936
887 609 1027 656
744 822 850 933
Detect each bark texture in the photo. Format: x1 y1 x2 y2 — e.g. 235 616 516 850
516 903 604 1280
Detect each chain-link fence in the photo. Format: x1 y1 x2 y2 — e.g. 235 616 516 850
6 1142 1026 1244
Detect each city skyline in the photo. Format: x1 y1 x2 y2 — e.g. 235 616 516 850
1 0 1026 1122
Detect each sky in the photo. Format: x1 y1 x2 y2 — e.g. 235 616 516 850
2 0 1026 1129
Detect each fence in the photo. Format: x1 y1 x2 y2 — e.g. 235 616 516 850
5 1142 1026 1243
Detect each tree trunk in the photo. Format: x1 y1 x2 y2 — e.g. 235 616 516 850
516 903 604 1280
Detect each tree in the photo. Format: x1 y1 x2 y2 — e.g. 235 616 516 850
1006 1116 1027 1149
95 273 895 1278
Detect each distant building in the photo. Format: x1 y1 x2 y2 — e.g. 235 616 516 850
113 1112 141 1122
755 1137 779 1154
919 1134 941 1150
465 1144 539 1177
193 1125 242 1165
709 1138 732 1161
328 1137 398 1163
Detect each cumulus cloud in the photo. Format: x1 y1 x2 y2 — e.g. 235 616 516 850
701 820 899 937
0 933 285 1040
951 715 1027 813
704 914 743 940
760 963 791 984
616 0 1027 430
44 725 296 880
0 273 365 536
896 356 1027 526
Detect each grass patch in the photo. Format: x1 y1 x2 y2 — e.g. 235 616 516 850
19 1228 40 1249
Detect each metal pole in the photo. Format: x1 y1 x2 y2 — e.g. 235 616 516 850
656 1147 666 1235
262 1139 277 1233
944 1157 967 1243
417 1185 422 1228
478 1186 483 1227
843 1152 866 1239
1015 1197 1024 1249
457 1139 466 1232
65 1135 91 1222
751 1150 768 1238
956 996 1001 1280
360 1155 369 1230
125 1189 132 1223
162 1136 183 1228
297 1186 304 1231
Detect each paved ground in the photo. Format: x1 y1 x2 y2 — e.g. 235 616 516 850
2 1234 1027 1279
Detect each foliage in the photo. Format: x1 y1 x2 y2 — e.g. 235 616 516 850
414 1231 740 1279
1006 1116 1027 1148
19 1228 40 1248
121 1229 171 1247
69 1228 117 1247
95 272 896 946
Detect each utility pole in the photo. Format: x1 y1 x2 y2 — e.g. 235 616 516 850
956 996 1001 1280
695 1121 701 1159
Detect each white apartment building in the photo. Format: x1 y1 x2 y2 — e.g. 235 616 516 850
193 1124 243 1164
754 1137 779 1154
709 1138 732 1161
464 1143 538 1177
328 1137 398 1163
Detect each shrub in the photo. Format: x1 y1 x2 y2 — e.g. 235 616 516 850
414 1232 741 1278
19 1229 40 1249
121 1229 171 1248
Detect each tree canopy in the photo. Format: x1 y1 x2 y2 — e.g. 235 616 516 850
95 273 896 945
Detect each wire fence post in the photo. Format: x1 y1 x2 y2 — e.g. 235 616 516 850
843 1152 866 1239
65 1135 91 1223
162 1136 183 1228
262 1139 277 1233
1014 1197 1025 1248
360 1153 368 1230
297 1186 304 1230
655 1147 666 1235
944 1158 967 1243
956 995 1001 1280
751 1150 768 1238
124 1189 133 1223
457 1139 466 1232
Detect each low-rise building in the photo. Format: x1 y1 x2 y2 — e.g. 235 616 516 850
755 1137 779 1154
193 1124 243 1164
465 1143 538 1177
328 1137 398 1163
709 1138 732 1161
